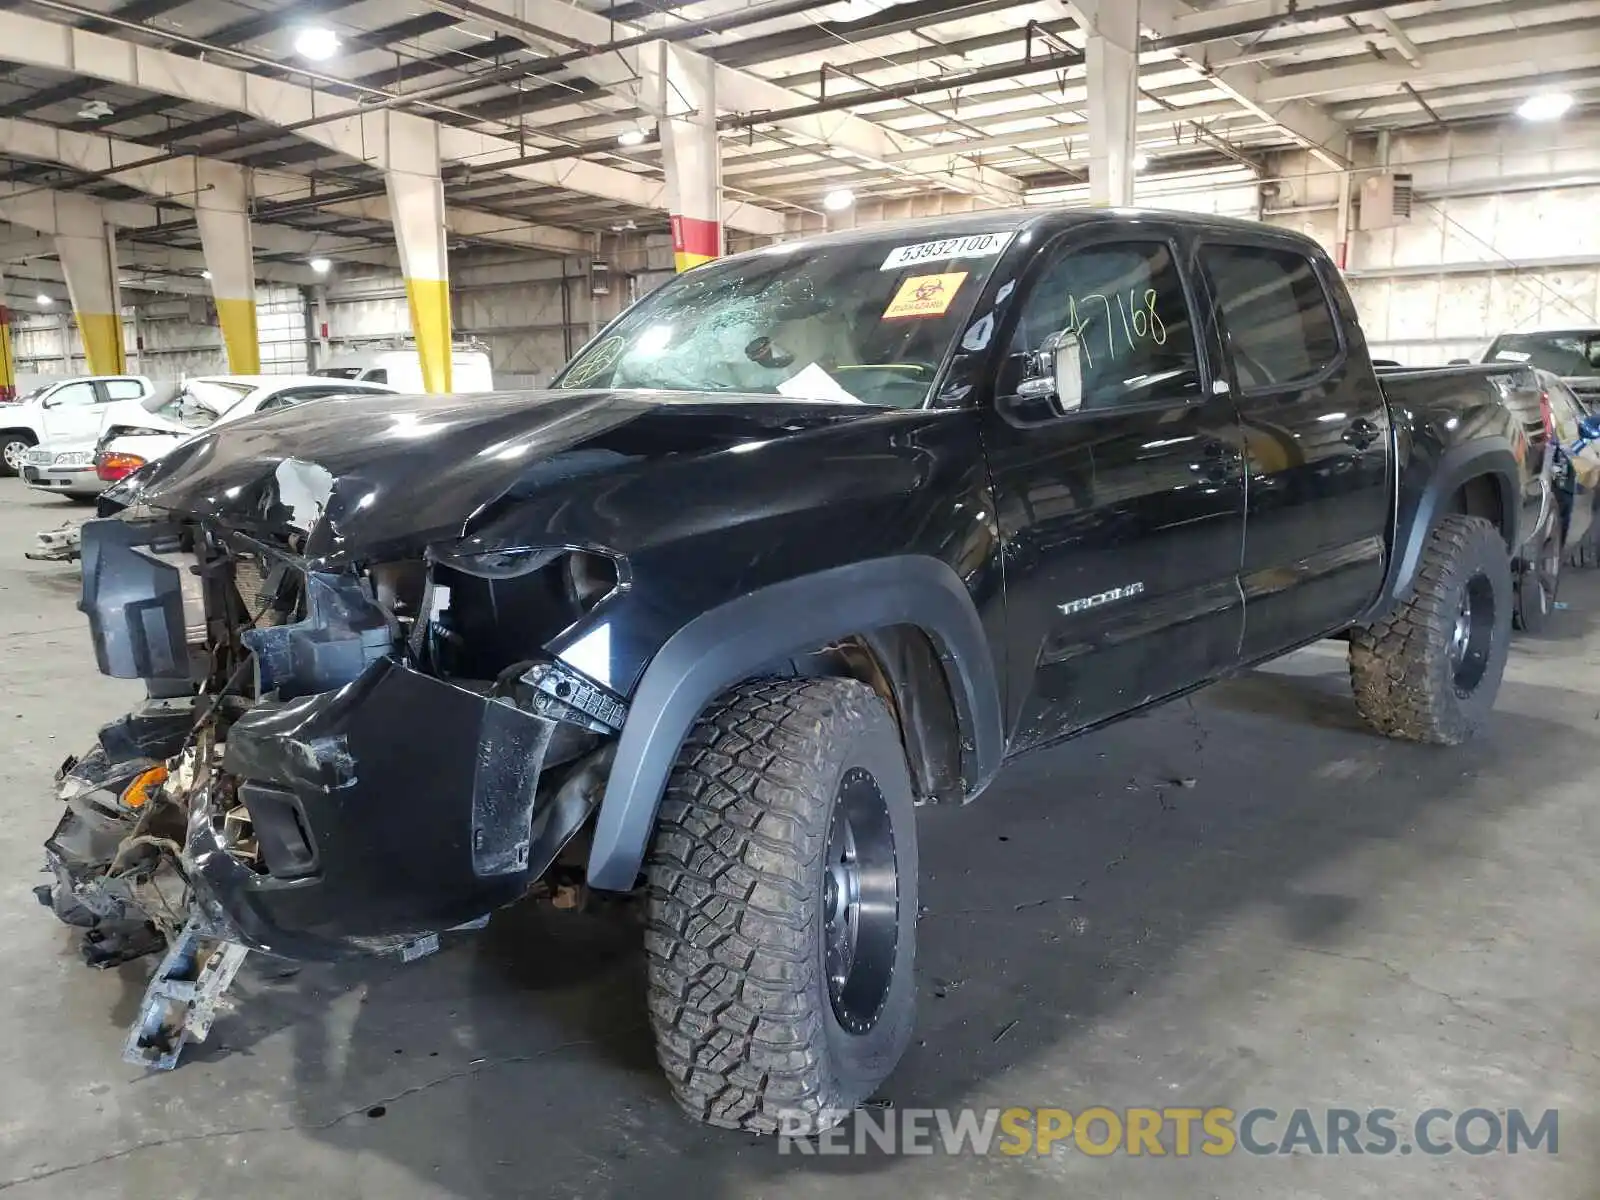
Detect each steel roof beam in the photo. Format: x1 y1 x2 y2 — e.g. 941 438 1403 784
0 7 787 234
423 0 1025 205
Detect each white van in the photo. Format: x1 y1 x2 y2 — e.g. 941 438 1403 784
313 348 495 393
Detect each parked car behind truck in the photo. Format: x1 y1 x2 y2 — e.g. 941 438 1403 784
1484 327 1600 409
0 375 155 478
45 209 1529 1131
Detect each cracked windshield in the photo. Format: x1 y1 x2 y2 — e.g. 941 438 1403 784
554 230 1016 407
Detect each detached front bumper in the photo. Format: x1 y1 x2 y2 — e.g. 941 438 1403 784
189 658 561 960
70 516 613 962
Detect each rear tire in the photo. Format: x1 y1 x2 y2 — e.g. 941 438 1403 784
644 677 918 1135
1514 524 1562 634
1566 518 1600 568
1348 514 1511 745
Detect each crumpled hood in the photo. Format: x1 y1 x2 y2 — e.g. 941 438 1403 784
124 388 872 564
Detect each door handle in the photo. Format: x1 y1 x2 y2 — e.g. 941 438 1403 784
1343 417 1380 450
1191 439 1234 482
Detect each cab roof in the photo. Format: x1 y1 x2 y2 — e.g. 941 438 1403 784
737 205 1325 263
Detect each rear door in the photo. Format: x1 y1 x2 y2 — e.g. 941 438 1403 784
1196 237 1391 658
980 228 1246 751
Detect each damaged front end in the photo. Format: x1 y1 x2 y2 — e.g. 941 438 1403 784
41 503 629 1064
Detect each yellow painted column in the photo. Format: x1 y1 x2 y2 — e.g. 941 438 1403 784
0 302 15 401
385 127 452 393
53 200 125 375
194 161 261 373
655 45 723 272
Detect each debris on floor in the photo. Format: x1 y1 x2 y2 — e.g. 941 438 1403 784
25 521 83 562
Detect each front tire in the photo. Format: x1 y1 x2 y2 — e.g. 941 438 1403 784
0 433 35 477
1349 514 1512 745
644 677 918 1134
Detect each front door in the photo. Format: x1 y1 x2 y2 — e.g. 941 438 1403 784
37 379 105 443
980 232 1247 753
1194 238 1392 658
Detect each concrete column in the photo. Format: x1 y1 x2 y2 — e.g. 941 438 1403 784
1072 0 1140 207
0 271 14 401
52 194 125 374
656 44 722 271
0 302 14 401
385 124 452 393
194 160 260 373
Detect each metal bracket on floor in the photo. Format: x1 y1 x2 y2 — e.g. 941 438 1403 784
123 918 249 1071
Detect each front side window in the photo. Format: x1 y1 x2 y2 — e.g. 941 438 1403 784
1003 239 1201 406
1201 243 1341 390
553 230 1017 408
49 381 98 407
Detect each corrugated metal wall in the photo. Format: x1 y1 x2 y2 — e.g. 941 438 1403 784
1265 118 1600 365
10 285 308 379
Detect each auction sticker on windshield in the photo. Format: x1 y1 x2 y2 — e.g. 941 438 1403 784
880 232 1013 271
883 272 968 320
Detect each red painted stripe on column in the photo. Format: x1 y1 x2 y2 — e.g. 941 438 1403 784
671 214 721 260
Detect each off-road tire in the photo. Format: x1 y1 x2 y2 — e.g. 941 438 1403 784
1349 514 1512 745
644 677 918 1135
1514 523 1562 634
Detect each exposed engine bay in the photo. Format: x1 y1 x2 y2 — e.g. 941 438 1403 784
38 511 629 1069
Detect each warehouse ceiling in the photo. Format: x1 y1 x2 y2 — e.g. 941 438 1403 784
0 0 1596 301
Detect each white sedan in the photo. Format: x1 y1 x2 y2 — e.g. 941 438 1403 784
95 375 397 484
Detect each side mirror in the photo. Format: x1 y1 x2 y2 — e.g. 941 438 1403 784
1015 330 1085 416
1579 414 1600 442
1586 339 1600 369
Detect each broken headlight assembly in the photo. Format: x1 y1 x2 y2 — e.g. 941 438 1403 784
421 543 625 684
434 543 623 609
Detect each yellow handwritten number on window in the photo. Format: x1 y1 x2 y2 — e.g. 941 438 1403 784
1064 289 1168 368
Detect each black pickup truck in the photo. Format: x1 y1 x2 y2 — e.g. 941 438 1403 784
43 209 1532 1130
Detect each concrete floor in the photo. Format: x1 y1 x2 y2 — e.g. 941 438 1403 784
1 477 1597 1198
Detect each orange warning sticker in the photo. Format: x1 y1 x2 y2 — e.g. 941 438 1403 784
882 272 968 319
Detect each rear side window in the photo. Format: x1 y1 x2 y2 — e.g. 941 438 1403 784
102 379 145 400
362 369 388 385
1201 244 1341 390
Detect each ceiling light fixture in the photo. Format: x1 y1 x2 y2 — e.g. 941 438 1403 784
616 128 647 147
76 99 114 121
200 269 212 280
309 257 332 274
35 294 52 306
1133 151 1151 171
293 26 341 61
823 188 855 211
1517 92 1574 121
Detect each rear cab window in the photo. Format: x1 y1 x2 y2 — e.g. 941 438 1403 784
1199 242 1342 390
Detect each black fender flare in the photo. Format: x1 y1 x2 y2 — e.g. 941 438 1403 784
584 556 1005 891
1372 438 1520 615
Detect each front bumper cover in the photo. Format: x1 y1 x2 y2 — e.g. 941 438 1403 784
196 657 562 960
